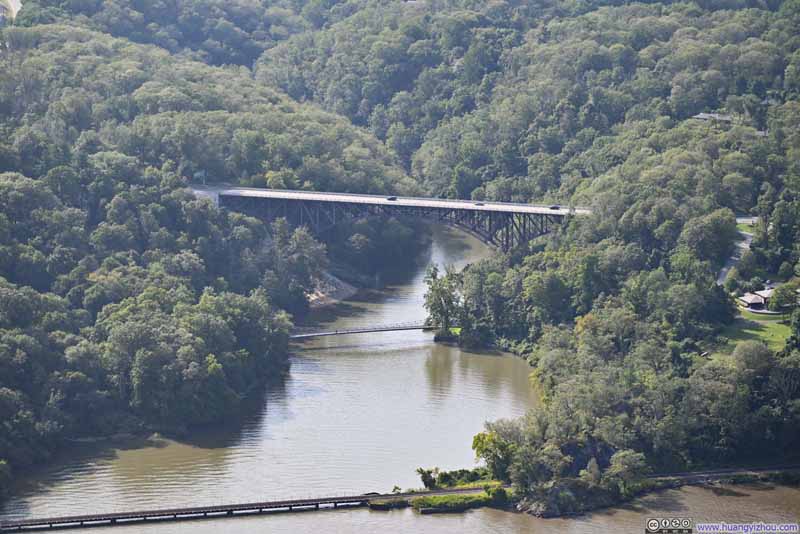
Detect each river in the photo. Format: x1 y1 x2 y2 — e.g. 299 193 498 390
2 226 798 532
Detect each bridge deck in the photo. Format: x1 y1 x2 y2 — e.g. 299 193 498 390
0 488 484 532
290 322 436 339
192 186 591 217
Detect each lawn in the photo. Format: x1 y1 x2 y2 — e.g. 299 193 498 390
411 492 492 511
716 308 791 354
736 222 755 234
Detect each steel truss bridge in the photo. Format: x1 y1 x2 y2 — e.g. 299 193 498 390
192 187 591 252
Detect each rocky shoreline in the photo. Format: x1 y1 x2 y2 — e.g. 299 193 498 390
518 470 800 518
308 271 358 308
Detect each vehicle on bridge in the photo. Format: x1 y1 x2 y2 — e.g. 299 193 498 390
191 186 591 252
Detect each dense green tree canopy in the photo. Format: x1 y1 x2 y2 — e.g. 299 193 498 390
0 21 413 498
3 0 800 514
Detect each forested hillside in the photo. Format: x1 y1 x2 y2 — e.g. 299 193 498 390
258 0 796 201
2 0 800 516
0 23 413 497
391 0 800 514
15 0 322 66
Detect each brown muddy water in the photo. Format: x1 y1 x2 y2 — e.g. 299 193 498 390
1 226 798 533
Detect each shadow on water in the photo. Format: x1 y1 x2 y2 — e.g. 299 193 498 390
180 378 287 450
299 286 405 328
344 287 404 304
3 224 500 521
434 225 473 258
2 375 290 516
300 301 369 327
609 488 688 515
740 482 777 492
8 443 123 493
294 339 431 352
425 347 455 398
707 485 751 497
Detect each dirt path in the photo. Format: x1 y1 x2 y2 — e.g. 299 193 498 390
651 464 800 483
717 217 756 285
7 0 20 17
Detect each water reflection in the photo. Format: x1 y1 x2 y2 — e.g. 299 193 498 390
425 345 455 399
2 225 799 533
3 226 536 522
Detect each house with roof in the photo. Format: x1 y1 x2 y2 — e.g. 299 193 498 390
738 288 774 310
692 112 733 123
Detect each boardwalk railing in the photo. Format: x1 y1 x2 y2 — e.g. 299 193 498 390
0 487 485 532
290 321 440 339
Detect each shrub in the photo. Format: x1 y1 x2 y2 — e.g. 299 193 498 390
411 493 492 511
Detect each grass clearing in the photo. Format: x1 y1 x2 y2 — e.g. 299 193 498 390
739 308 790 322
736 222 755 234
411 492 492 512
716 308 791 354
410 487 511 513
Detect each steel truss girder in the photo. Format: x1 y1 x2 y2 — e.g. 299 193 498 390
220 196 565 252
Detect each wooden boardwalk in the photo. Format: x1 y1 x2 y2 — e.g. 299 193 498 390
3 465 798 531
0 487 484 532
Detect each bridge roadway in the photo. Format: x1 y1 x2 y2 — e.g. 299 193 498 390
192 186 591 251
193 186 591 217
290 321 437 339
0 487 486 532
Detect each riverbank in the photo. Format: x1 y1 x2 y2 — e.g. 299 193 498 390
308 224 434 309
406 463 800 520
1 226 539 530
308 271 358 308
2 234 426 503
9 467 796 532
516 467 800 518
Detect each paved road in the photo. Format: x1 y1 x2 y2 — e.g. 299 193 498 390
717 217 757 285
191 186 592 217
651 464 800 480
6 0 19 17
